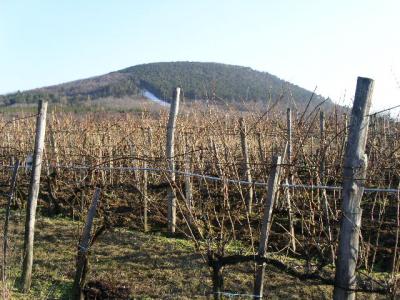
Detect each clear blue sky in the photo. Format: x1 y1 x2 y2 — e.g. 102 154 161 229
1 0 399 113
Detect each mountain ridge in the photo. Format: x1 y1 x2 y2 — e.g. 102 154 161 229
0 61 331 108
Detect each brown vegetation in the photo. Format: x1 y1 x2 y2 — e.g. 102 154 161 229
0 100 399 298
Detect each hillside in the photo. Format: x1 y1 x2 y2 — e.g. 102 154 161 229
0 62 329 107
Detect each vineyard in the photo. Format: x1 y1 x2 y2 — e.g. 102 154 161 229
0 78 399 299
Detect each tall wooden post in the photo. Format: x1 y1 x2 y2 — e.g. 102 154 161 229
128 140 138 185
142 127 151 232
333 77 374 300
142 156 149 232
239 117 253 213
254 156 282 298
166 88 180 233
20 100 48 292
286 108 296 252
319 111 335 262
49 124 59 174
184 135 193 210
319 111 326 182
287 108 292 170
147 127 153 181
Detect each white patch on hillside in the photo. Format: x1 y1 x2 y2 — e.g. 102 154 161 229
142 89 170 107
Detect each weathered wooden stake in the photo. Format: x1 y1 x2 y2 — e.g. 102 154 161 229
2 160 20 283
49 124 59 174
72 188 101 300
319 111 335 263
287 108 292 169
239 117 253 213
146 127 153 181
333 77 374 300
166 87 180 233
128 140 138 185
286 108 296 252
319 111 326 182
254 156 282 299
108 134 114 185
142 156 149 232
20 100 48 292
184 136 193 210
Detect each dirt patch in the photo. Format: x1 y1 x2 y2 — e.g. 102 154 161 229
84 280 132 299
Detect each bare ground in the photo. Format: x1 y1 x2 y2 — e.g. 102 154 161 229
0 212 388 299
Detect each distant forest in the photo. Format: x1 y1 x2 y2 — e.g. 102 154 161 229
0 62 329 107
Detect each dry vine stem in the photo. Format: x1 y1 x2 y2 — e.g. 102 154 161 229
2 160 19 286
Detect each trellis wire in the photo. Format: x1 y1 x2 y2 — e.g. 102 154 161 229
1 163 398 194
213 291 261 298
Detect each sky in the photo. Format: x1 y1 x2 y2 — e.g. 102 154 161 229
1 0 399 114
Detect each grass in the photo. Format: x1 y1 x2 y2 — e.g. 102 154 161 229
0 212 389 299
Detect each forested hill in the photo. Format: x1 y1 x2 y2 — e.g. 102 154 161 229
0 62 329 107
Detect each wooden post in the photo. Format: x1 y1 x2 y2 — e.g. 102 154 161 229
319 111 335 263
72 188 101 300
128 140 138 185
184 136 193 210
333 77 374 300
20 100 48 292
166 87 180 233
319 111 326 183
287 108 292 169
254 156 282 299
108 134 114 185
49 124 59 174
142 155 149 232
239 117 253 213
2 160 19 283
286 108 296 252
146 127 153 181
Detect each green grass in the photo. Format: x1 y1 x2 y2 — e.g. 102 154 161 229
0 213 389 299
